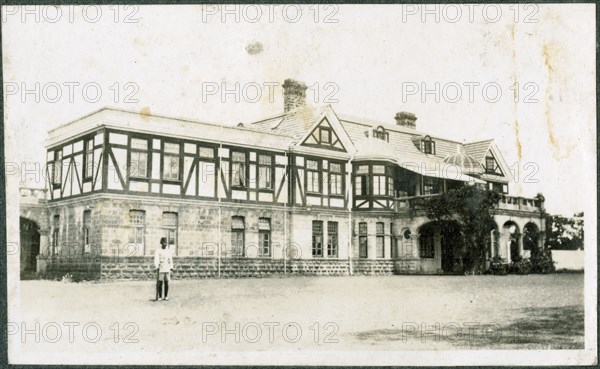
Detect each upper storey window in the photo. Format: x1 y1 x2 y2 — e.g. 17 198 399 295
422 136 435 155
52 150 63 186
163 143 180 181
485 152 503 176
373 126 389 142
130 138 149 179
231 151 247 188
319 127 332 144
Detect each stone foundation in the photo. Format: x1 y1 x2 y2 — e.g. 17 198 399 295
37 256 418 281
37 256 101 281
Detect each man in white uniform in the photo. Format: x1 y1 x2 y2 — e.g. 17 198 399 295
154 237 173 301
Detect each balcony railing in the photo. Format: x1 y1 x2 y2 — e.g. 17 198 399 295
395 193 544 213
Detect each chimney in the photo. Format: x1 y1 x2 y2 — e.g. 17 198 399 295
394 111 417 129
282 79 307 112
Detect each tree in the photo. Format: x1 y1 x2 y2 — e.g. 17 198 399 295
545 212 584 250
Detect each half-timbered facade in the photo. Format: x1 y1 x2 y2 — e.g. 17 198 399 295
27 79 546 279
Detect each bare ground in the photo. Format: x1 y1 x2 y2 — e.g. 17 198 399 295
11 273 584 363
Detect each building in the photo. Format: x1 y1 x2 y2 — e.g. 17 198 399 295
20 79 546 280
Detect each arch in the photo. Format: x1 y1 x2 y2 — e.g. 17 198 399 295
422 135 435 155
523 222 541 254
501 220 521 262
20 217 41 276
484 219 500 259
373 125 389 141
418 220 462 273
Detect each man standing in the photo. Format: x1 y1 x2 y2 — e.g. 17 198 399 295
154 237 173 301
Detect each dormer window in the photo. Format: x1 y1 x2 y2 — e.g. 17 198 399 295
373 126 389 142
422 136 435 155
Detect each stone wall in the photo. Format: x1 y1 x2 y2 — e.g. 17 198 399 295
36 255 101 281
352 260 395 275
37 255 427 281
100 257 352 281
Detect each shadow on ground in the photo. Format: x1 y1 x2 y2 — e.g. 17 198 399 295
351 305 584 349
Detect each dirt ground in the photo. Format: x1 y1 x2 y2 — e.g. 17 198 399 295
10 273 584 364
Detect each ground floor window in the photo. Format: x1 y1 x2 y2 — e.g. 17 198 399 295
376 222 385 258
258 218 271 257
83 210 91 254
52 215 60 255
231 216 245 256
162 212 177 254
129 210 145 253
327 221 338 257
359 222 368 258
419 229 435 258
390 223 396 258
312 220 323 257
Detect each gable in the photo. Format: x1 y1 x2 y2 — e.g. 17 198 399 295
484 151 503 176
481 142 513 183
300 117 346 152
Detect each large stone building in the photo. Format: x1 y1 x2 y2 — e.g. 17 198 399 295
20 79 546 280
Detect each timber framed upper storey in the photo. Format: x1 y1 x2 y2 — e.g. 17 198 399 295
44 105 514 211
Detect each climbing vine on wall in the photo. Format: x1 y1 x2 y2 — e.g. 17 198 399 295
412 186 502 272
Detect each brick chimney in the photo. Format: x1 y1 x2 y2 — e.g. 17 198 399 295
394 112 417 129
282 79 307 112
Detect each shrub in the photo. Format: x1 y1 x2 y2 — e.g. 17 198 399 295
530 249 556 274
489 257 509 275
510 258 532 275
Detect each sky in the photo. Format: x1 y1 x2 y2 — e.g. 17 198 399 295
3 4 596 216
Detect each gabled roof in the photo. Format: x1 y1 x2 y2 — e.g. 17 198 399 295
46 107 295 151
249 105 330 141
464 139 494 162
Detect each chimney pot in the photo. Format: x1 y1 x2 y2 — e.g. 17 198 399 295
282 79 307 112
394 111 417 129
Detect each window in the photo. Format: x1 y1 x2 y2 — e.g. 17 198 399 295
488 182 508 194
372 165 386 196
306 160 320 193
355 165 368 196
329 163 343 195
199 146 214 158
419 231 435 258
359 222 368 258
162 212 177 253
354 176 367 196
231 151 246 187
258 155 273 189
373 176 386 195
129 210 145 252
231 216 245 256
423 177 441 195
422 136 435 155
130 138 148 178
84 140 94 180
83 210 91 254
258 218 271 257
163 143 180 181
312 221 323 257
327 222 338 257
376 222 385 258
373 126 389 142
390 223 397 259
52 215 60 255
52 151 62 186
388 177 395 197
485 154 503 175
319 127 331 144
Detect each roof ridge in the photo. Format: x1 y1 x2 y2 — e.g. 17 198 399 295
465 138 494 145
